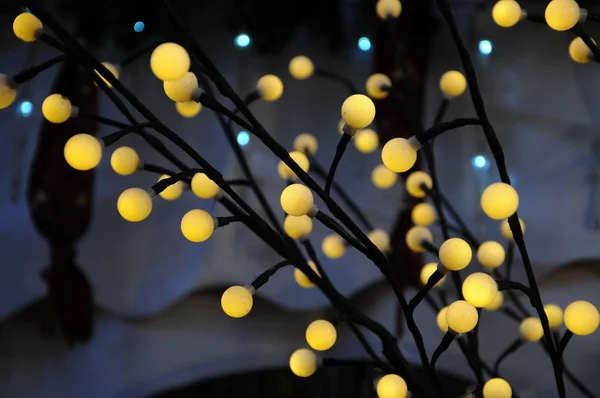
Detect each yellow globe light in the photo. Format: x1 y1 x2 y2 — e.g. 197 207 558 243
480 182 519 220
437 307 449 332
569 37 594 64
446 300 479 334
477 241 505 269
354 128 379 153
150 42 190 81
405 226 433 253
381 137 417 173
484 292 505 311
278 151 310 179
163 71 198 102
544 304 563 329
181 209 215 242
371 164 398 189
284 215 313 239
376 0 402 20
176 101 202 118
221 285 254 318
293 133 318 155
289 348 317 378
483 378 512 398
295 261 320 288
306 320 337 351
110 146 139 176
257 74 284 102
420 262 446 287
411 202 436 226
289 56 314 80
117 188 153 222
42 94 72 124
341 94 376 129
439 70 467 98
376 374 407 398
95 62 120 88
520 317 544 342
322 234 346 259
462 272 499 308
405 171 432 198
13 12 42 42
545 0 581 32
564 300 600 336
439 238 472 271
500 218 525 241
191 172 220 199
64 134 103 171
280 184 314 216
0 74 17 110
368 229 391 253
492 0 523 28
158 174 184 200
366 73 392 99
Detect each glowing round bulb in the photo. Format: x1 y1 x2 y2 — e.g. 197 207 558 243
564 300 600 336
376 0 402 20
483 378 512 398
322 234 346 259
411 202 436 226
439 70 467 98
354 128 379 153
446 300 479 334
520 317 544 342
42 94 72 124
294 133 318 155
484 292 504 311
221 285 254 318
405 226 433 253
492 0 523 28
372 164 398 189
544 304 563 329
437 307 449 332
462 272 498 308
295 261 320 288
280 184 314 216
569 37 594 64
306 320 337 351
110 146 139 176
284 215 313 239
257 74 284 102
439 238 472 271
163 71 198 102
150 42 190 81
64 134 103 171
158 174 184 201
289 348 317 378
95 62 120 88
0 74 17 110
176 101 202 118
191 173 220 199
376 374 407 398
180 209 215 243
341 94 376 129
13 12 42 42
368 229 391 253
477 241 505 269
381 138 417 173
405 171 432 198
117 188 153 222
545 0 581 32
278 151 310 179
500 218 525 241
366 73 392 99
420 262 445 287
289 56 314 80
480 182 519 220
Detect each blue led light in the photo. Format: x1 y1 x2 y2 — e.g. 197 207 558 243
234 33 251 48
237 131 250 146
358 37 372 52
479 39 493 55
472 154 489 170
134 21 145 33
18 100 33 118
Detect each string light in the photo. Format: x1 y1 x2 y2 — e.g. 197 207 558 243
381 137 417 173
368 229 391 253
375 0 402 20
237 131 250 146
480 182 519 220
358 37 372 51
280 184 314 216
289 348 317 377
365 73 392 99
405 226 433 253
176 101 202 118
437 307 449 332
293 133 318 155
478 40 493 56
322 234 346 259
64 134 103 171
157 174 184 200
306 320 337 351
117 188 153 222
439 70 467 98
484 292 504 311
110 146 139 176
354 128 379 153
439 238 472 271
472 154 489 170
446 300 479 334
405 171 432 198
564 301 600 336
420 263 446 287
545 0 582 32
163 72 198 102
289 56 314 80
569 37 594 64
500 217 525 240
411 202 437 226
256 74 284 102
0 75 17 110
520 317 544 342
483 378 512 398
221 285 254 318
150 42 190 81
133 21 145 32
42 94 72 123
181 209 215 242
341 94 376 129
278 151 310 179
462 272 498 308
13 12 42 42
492 0 523 28
284 215 313 240
294 261 320 288
477 241 505 269
544 304 564 329
371 164 398 189
191 173 220 199
18 100 33 117
376 374 408 398
234 33 251 48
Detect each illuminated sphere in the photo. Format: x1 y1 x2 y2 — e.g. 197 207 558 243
64 134 103 171
176 101 202 118
405 171 432 198
437 307 449 332
163 71 198 102
341 94 376 129
284 215 313 239
289 56 314 80
322 234 346 259
13 13 42 42
500 218 525 240
289 348 317 378
294 133 318 155
545 0 581 32
366 73 392 99
544 304 563 329
117 188 153 222
376 374 407 398
257 74 284 102
278 151 310 179
484 292 505 311
446 300 479 334
191 173 220 199
295 261 320 288
569 37 593 64
181 209 215 242
221 286 253 318
420 262 445 287
411 202 436 226
439 238 472 271
306 320 337 351
564 300 600 336
280 184 314 216
110 146 139 176
0 74 17 110
376 0 402 20
42 94 72 124
520 317 544 342
462 272 498 308
405 226 433 253
96 62 120 88
150 42 190 81
381 138 417 173
354 128 379 153
158 174 184 200
481 182 519 220
439 70 467 98
483 378 512 398
372 165 398 189
368 229 391 253
492 0 522 28
477 241 505 269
